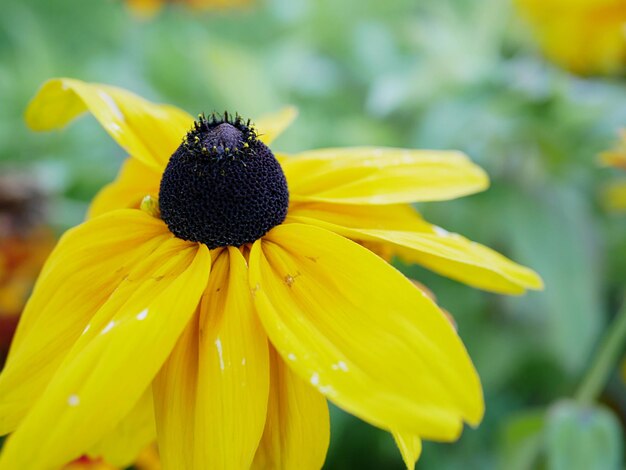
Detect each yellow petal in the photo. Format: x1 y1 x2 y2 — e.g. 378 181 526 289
134 446 161 470
392 431 422 470
287 208 543 294
249 223 484 440
281 147 489 204
0 237 210 470
0 210 170 435
88 388 156 467
153 247 269 470
252 347 330 470
25 78 192 171
255 106 298 145
288 201 428 231
89 158 162 218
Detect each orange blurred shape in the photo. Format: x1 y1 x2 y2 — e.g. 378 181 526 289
600 130 626 170
126 0 253 17
600 130 626 212
64 456 117 470
63 445 160 470
0 174 55 360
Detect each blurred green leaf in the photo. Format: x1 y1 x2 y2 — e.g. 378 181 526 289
501 184 604 374
500 410 545 470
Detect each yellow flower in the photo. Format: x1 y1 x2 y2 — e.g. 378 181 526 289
601 129 626 212
126 0 251 17
516 0 626 75
0 78 542 470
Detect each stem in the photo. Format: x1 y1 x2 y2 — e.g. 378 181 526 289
576 296 626 404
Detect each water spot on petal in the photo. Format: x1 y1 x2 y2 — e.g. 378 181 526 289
310 372 320 386
101 320 115 335
107 122 122 134
97 90 124 120
433 226 450 237
68 394 80 407
136 309 148 321
287 353 297 361
215 338 225 370
331 361 349 372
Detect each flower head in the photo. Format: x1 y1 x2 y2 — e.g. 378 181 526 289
517 0 626 75
0 78 542 469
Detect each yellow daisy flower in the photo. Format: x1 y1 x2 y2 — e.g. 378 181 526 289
516 0 626 75
0 78 542 470
126 0 251 18
601 129 626 212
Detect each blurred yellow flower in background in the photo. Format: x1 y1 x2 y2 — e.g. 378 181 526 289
516 0 626 75
0 78 541 470
0 174 55 364
601 129 626 212
126 0 252 17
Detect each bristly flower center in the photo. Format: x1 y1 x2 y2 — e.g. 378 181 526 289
159 112 289 249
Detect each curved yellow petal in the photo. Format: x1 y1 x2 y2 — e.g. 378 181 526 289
134 446 161 470
153 247 269 470
88 388 156 467
252 347 330 470
392 431 422 470
25 78 192 171
249 223 483 440
287 209 543 294
89 158 162 218
281 147 488 205
0 210 170 435
255 107 298 145
288 201 428 231
0 238 210 470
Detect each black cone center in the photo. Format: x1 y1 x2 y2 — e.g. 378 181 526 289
159 114 289 249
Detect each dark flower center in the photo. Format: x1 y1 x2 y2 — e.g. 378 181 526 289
159 113 289 249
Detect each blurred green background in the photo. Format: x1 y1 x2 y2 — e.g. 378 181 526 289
1 0 626 468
